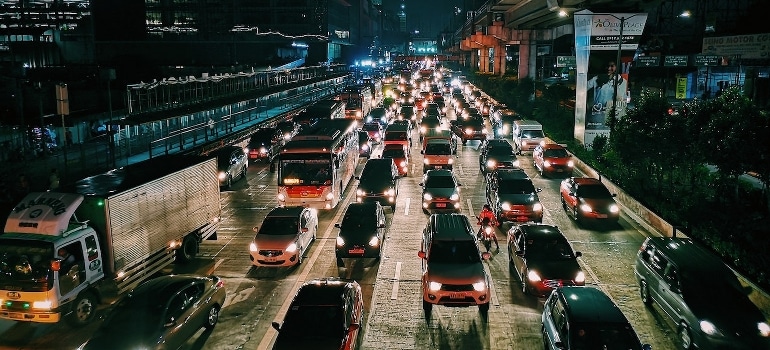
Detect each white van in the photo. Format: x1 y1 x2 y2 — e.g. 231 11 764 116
512 120 545 154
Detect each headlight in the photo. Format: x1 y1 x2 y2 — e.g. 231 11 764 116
533 203 543 211
423 193 433 200
450 193 459 201
567 160 575 167
700 320 723 336
481 128 488 134
385 188 395 196
543 160 551 167
758 322 770 337
399 161 407 167
420 126 426 133
285 242 298 253
218 172 227 180
465 128 472 135
575 271 586 283
249 242 258 252
277 193 285 201
580 204 593 213
336 236 345 246
486 160 496 168
484 226 492 234
428 281 442 291
472 281 486 292
527 270 542 282
325 192 334 200
447 158 453 164
368 236 380 246
501 202 511 211
361 144 369 151
32 300 52 310
357 189 364 196
609 204 619 213
539 140 546 146
424 158 430 165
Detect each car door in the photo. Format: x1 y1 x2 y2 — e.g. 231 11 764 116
163 287 199 349
561 180 577 209
511 229 527 277
658 263 686 323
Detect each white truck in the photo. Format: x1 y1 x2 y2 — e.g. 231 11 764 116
0 155 221 326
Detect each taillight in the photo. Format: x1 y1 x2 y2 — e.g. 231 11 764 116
215 278 224 289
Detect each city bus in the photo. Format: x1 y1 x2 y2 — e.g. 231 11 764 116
339 85 373 120
293 99 346 128
277 119 359 209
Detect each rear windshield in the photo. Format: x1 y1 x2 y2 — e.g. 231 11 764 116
576 184 613 199
385 132 409 141
543 148 569 158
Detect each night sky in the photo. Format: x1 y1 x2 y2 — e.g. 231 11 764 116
385 0 465 38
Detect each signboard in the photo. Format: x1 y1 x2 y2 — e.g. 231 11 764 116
676 77 687 99
664 55 688 67
577 13 648 50
702 33 770 60
693 54 719 66
557 56 576 67
636 56 660 67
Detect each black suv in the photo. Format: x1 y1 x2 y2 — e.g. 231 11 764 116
542 286 651 350
334 202 387 267
212 145 248 189
486 169 543 223
450 114 486 145
247 127 282 163
478 138 519 174
355 158 400 209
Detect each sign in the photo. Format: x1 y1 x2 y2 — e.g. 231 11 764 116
693 54 719 66
557 56 576 67
664 55 688 67
702 33 770 60
676 77 687 99
575 13 649 50
636 56 660 67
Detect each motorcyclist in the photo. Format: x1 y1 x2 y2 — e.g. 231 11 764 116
477 204 499 249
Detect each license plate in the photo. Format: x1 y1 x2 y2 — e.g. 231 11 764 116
265 257 277 262
449 292 465 299
596 214 608 218
435 203 446 208
349 248 365 254
434 166 442 169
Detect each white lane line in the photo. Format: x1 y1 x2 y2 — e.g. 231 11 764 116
205 258 225 276
404 197 410 216
458 163 465 177
391 262 402 300
466 198 475 218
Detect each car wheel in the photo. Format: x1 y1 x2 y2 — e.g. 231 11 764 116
508 246 514 267
241 165 247 179
678 323 693 350
462 138 467 145
561 196 567 210
422 300 432 312
312 225 318 241
67 292 97 327
640 280 652 306
204 305 220 330
478 302 489 313
296 247 303 265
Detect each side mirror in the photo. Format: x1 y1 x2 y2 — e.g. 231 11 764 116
334 223 341 228
575 251 582 258
418 251 426 259
378 223 386 228
271 321 281 331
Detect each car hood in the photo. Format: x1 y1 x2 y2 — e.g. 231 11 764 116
498 194 539 205
426 262 486 284
684 288 769 332
253 234 298 249
358 179 392 192
526 259 581 280
580 197 616 209
544 156 571 165
424 187 457 198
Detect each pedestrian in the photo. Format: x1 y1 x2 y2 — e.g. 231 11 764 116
65 128 73 146
48 168 60 191
208 117 215 136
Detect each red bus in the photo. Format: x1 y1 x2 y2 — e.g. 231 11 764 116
277 119 359 209
339 85 373 120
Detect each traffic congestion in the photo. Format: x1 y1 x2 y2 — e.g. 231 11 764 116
0 64 768 350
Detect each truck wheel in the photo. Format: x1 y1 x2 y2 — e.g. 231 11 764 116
176 235 199 263
68 292 97 327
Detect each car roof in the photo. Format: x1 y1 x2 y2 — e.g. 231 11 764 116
571 177 603 186
542 143 567 150
644 237 734 274
292 278 356 306
495 169 530 180
426 214 474 241
131 274 209 300
345 202 379 213
556 286 632 325
266 206 306 218
518 223 567 240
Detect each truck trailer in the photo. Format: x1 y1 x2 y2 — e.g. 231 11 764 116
0 155 221 326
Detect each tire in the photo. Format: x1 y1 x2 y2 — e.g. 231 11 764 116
678 323 693 350
639 280 652 305
478 302 489 313
226 175 232 189
176 235 199 263
67 292 97 327
422 300 432 312
241 165 247 179
204 305 220 330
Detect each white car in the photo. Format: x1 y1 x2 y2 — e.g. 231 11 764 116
249 206 318 267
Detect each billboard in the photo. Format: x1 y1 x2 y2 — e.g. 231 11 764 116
574 11 648 147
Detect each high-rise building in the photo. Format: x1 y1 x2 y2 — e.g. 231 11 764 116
398 1 407 33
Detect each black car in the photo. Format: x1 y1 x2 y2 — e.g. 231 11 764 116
355 158 400 209
81 274 226 350
478 138 519 174
358 131 372 158
212 145 248 188
450 114 486 144
272 278 364 350
334 202 387 266
277 120 300 141
486 169 543 223
420 169 462 213
507 223 585 297
247 127 282 162
419 115 442 140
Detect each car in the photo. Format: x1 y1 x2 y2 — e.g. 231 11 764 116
249 206 318 267
355 158 400 208
542 286 652 350
533 143 574 177
418 115 443 141
418 213 492 314
635 237 770 350
560 177 620 225
381 144 409 177
367 106 390 125
358 130 372 158
212 145 248 188
478 138 519 174
383 123 412 154
490 105 521 137
362 122 383 143
507 223 585 296
450 114 487 145
399 104 417 122
247 127 283 162
80 274 226 350
277 120 300 141
334 202 387 266
272 278 364 350
486 169 543 223
423 102 441 118
419 169 462 213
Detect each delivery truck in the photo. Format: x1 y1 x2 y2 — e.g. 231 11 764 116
0 155 221 326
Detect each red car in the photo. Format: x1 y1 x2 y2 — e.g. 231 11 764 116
381 144 409 176
533 143 574 177
560 177 620 225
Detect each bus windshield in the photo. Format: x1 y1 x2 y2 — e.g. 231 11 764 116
279 159 333 185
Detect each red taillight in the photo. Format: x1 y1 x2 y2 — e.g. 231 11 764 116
215 279 224 289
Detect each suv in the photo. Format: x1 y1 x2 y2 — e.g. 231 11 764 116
381 144 409 177
356 158 400 209
635 237 770 350
486 169 543 223
533 143 574 177
542 286 652 350
560 177 620 225
478 138 519 174
507 223 585 296
420 169 462 213
418 213 491 314
334 202 387 267
249 206 318 267
421 139 455 172
212 145 248 189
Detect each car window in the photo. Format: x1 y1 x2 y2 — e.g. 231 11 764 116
281 305 345 337
424 175 455 188
543 148 569 158
427 240 480 264
497 179 536 194
526 238 575 260
521 129 544 139
259 217 299 235
486 145 513 156
569 323 642 350
382 149 405 158
576 184 613 199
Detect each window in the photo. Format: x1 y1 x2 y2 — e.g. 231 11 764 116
85 236 99 262
651 251 668 275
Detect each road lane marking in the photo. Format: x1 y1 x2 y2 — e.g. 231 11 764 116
205 258 225 275
458 163 465 177
391 262 402 300
466 198 475 218
404 197 410 216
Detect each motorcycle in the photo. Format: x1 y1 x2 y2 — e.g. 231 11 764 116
475 216 497 252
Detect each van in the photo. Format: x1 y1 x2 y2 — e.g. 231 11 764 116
512 120 545 154
418 213 491 313
383 123 412 155
634 237 770 350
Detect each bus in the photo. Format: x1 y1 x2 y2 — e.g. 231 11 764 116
293 99 346 128
339 85 373 120
277 119 359 209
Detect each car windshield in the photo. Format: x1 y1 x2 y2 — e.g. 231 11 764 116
341 211 377 230
0 240 54 288
569 323 642 350
487 145 513 156
576 184 613 199
279 305 345 337
498 179 536 194
382 149 405 159
526 238 575 260
385 131 408 141
543 148 569 158
424 175 455 188
425 143 451 155
363 124 380 131
259 217 299 234
521 129 544 139
99 295 163 336
428 240 481 264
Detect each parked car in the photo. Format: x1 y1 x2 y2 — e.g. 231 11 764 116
358 131 372 158
507 223 585 296
486 169 543 223
249 206 318 267
272 278 364 350
212 145 248 189
635 237 770 350
542 286 652 350
533 143 574 177
81 274 226 350
478 138 519 174
420 169 462 213
334 202 387 266
355 158 400 209
381 144 409 177
560 177 620 225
